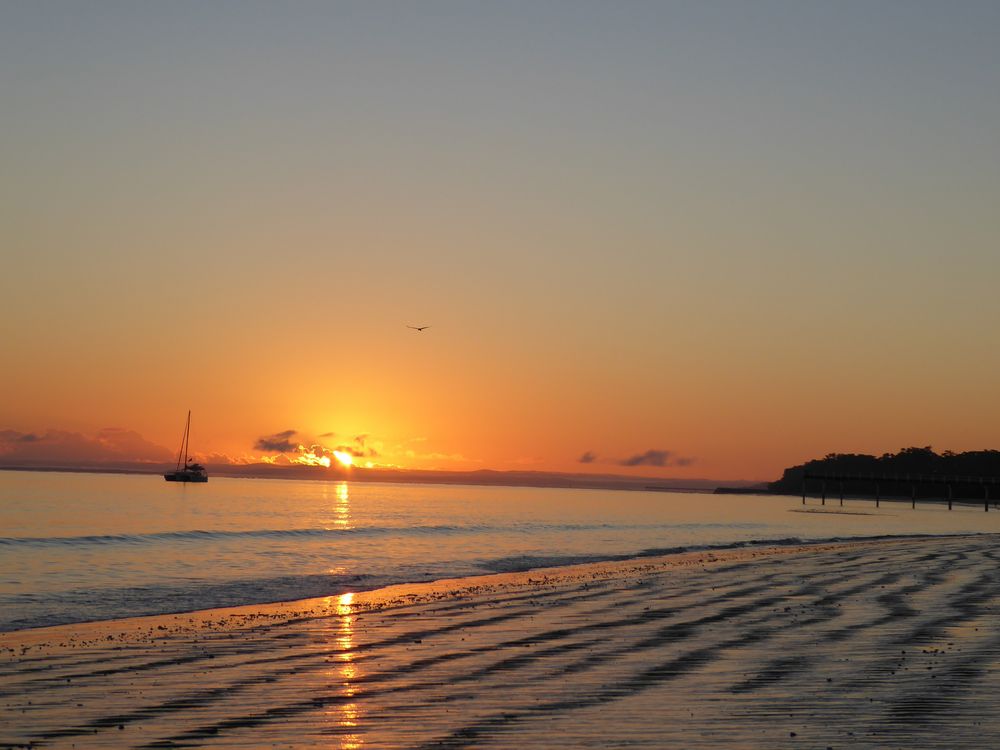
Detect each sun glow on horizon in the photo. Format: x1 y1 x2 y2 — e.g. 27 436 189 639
333 450 354 468
293 446 332 468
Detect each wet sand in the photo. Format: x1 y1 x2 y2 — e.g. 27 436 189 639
3 534 1000 748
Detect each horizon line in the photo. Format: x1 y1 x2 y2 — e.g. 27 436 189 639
0 462 764 493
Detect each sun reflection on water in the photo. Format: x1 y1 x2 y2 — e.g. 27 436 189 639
333 482 352 529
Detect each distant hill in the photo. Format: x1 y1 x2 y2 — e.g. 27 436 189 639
768 446 1000 500
0 462 748 494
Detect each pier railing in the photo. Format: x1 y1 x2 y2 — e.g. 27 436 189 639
801 473 1000 511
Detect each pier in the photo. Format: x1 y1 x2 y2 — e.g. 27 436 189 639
802 473 1000 511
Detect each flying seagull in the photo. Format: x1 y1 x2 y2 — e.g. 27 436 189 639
407 325 431 332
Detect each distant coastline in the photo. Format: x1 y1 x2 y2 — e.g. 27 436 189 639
0 462 750 494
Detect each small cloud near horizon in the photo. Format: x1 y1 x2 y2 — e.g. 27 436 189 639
620 449 695 468
578 450 597 464
347 434 378 458
253 430 297 453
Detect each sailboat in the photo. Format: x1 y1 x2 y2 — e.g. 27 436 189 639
163 410 208 482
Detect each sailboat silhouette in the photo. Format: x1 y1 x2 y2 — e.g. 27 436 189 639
163 411 208 483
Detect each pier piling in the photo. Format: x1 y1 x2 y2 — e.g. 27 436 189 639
800 472 1000 512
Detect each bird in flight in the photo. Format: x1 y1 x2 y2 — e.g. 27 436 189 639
407 325 431 332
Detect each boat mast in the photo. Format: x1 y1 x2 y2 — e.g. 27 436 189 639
183 410 191 467
175 411 191 471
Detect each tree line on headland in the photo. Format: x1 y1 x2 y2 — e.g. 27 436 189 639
767 446 1000 500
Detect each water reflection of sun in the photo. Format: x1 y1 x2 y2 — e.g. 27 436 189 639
326 591 363 749
334 482 352 529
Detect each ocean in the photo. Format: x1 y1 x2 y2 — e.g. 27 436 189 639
2 470 999 631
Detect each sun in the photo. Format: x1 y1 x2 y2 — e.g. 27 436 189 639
333 450 354 468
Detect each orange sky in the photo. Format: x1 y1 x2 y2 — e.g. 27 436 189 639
2 4 999 481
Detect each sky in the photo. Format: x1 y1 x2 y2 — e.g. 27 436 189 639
1 1 999 481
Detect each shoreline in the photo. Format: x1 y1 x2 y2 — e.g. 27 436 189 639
1 530 975 635
1 536 886 641
6 534 1000 747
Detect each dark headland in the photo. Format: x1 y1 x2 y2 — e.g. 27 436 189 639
718 446 1000 502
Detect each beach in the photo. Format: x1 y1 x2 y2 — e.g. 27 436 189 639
4 534 1000 748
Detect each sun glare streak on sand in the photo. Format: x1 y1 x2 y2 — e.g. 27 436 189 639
3 536 1000 747
329 591 362 749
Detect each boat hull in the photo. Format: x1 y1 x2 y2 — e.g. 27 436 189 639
163 472 208 483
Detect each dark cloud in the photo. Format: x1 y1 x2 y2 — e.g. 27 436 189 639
578 451 597 464
621 449 671 467
620 449 694 468
318 432 336 438
333 441 378 458
254 430 298 453
305 444 334 459
348 434 378 458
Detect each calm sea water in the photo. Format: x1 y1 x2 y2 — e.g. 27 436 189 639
2 470 1000 631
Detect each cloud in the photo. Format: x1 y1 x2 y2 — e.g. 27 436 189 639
336 434 379 458
251 430 384 468
254 430 298 452
251 435 334 467
621 449 671 467
258 454 291 465
578 451 597 464
620 449 694 468
0 428 173 465
293 444 333 467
